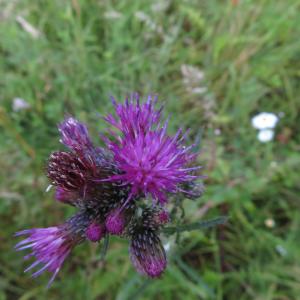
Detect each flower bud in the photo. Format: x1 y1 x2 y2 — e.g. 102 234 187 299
105 209 126 235
130 229 167 278
85 222 106 242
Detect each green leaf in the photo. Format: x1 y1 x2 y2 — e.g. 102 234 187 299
162 216 228 235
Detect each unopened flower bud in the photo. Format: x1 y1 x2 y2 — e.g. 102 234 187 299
86 222 106 242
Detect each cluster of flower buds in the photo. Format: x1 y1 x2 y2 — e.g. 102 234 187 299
15 94 203 286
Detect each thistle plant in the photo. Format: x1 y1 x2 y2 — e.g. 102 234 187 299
15 94 226 287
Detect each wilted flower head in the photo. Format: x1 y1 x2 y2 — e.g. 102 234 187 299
104 95 200 204
47 141 126 209
48 151 88 191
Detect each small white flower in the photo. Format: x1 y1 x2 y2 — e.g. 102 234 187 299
251 112 279 130
12 97 30 112
257 129 274 143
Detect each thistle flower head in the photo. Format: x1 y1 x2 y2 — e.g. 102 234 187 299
15 227 74 286
15 211 90 286
15 94 205 286
48 151 87 191
16 227 76 285
127 206 168 277
47 148 125 208
104 95 200 204
58 117 114 170
59 117 93 153
104 94 162 139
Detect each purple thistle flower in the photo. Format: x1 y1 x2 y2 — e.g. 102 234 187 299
14 95 206 286
15 227 74 286
58 117 115 172
58 117 93 153
104 95 200 204
15 211 91 287
104 94 162 139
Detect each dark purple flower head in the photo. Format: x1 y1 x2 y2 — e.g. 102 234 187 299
104 96 200 204
47 148 125 208
47 151 87 191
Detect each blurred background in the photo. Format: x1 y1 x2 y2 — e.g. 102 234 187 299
1 0 300 299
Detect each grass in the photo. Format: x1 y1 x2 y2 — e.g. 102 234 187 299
1 0 300 299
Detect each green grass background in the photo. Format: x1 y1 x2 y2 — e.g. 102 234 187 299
1 0 300 299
